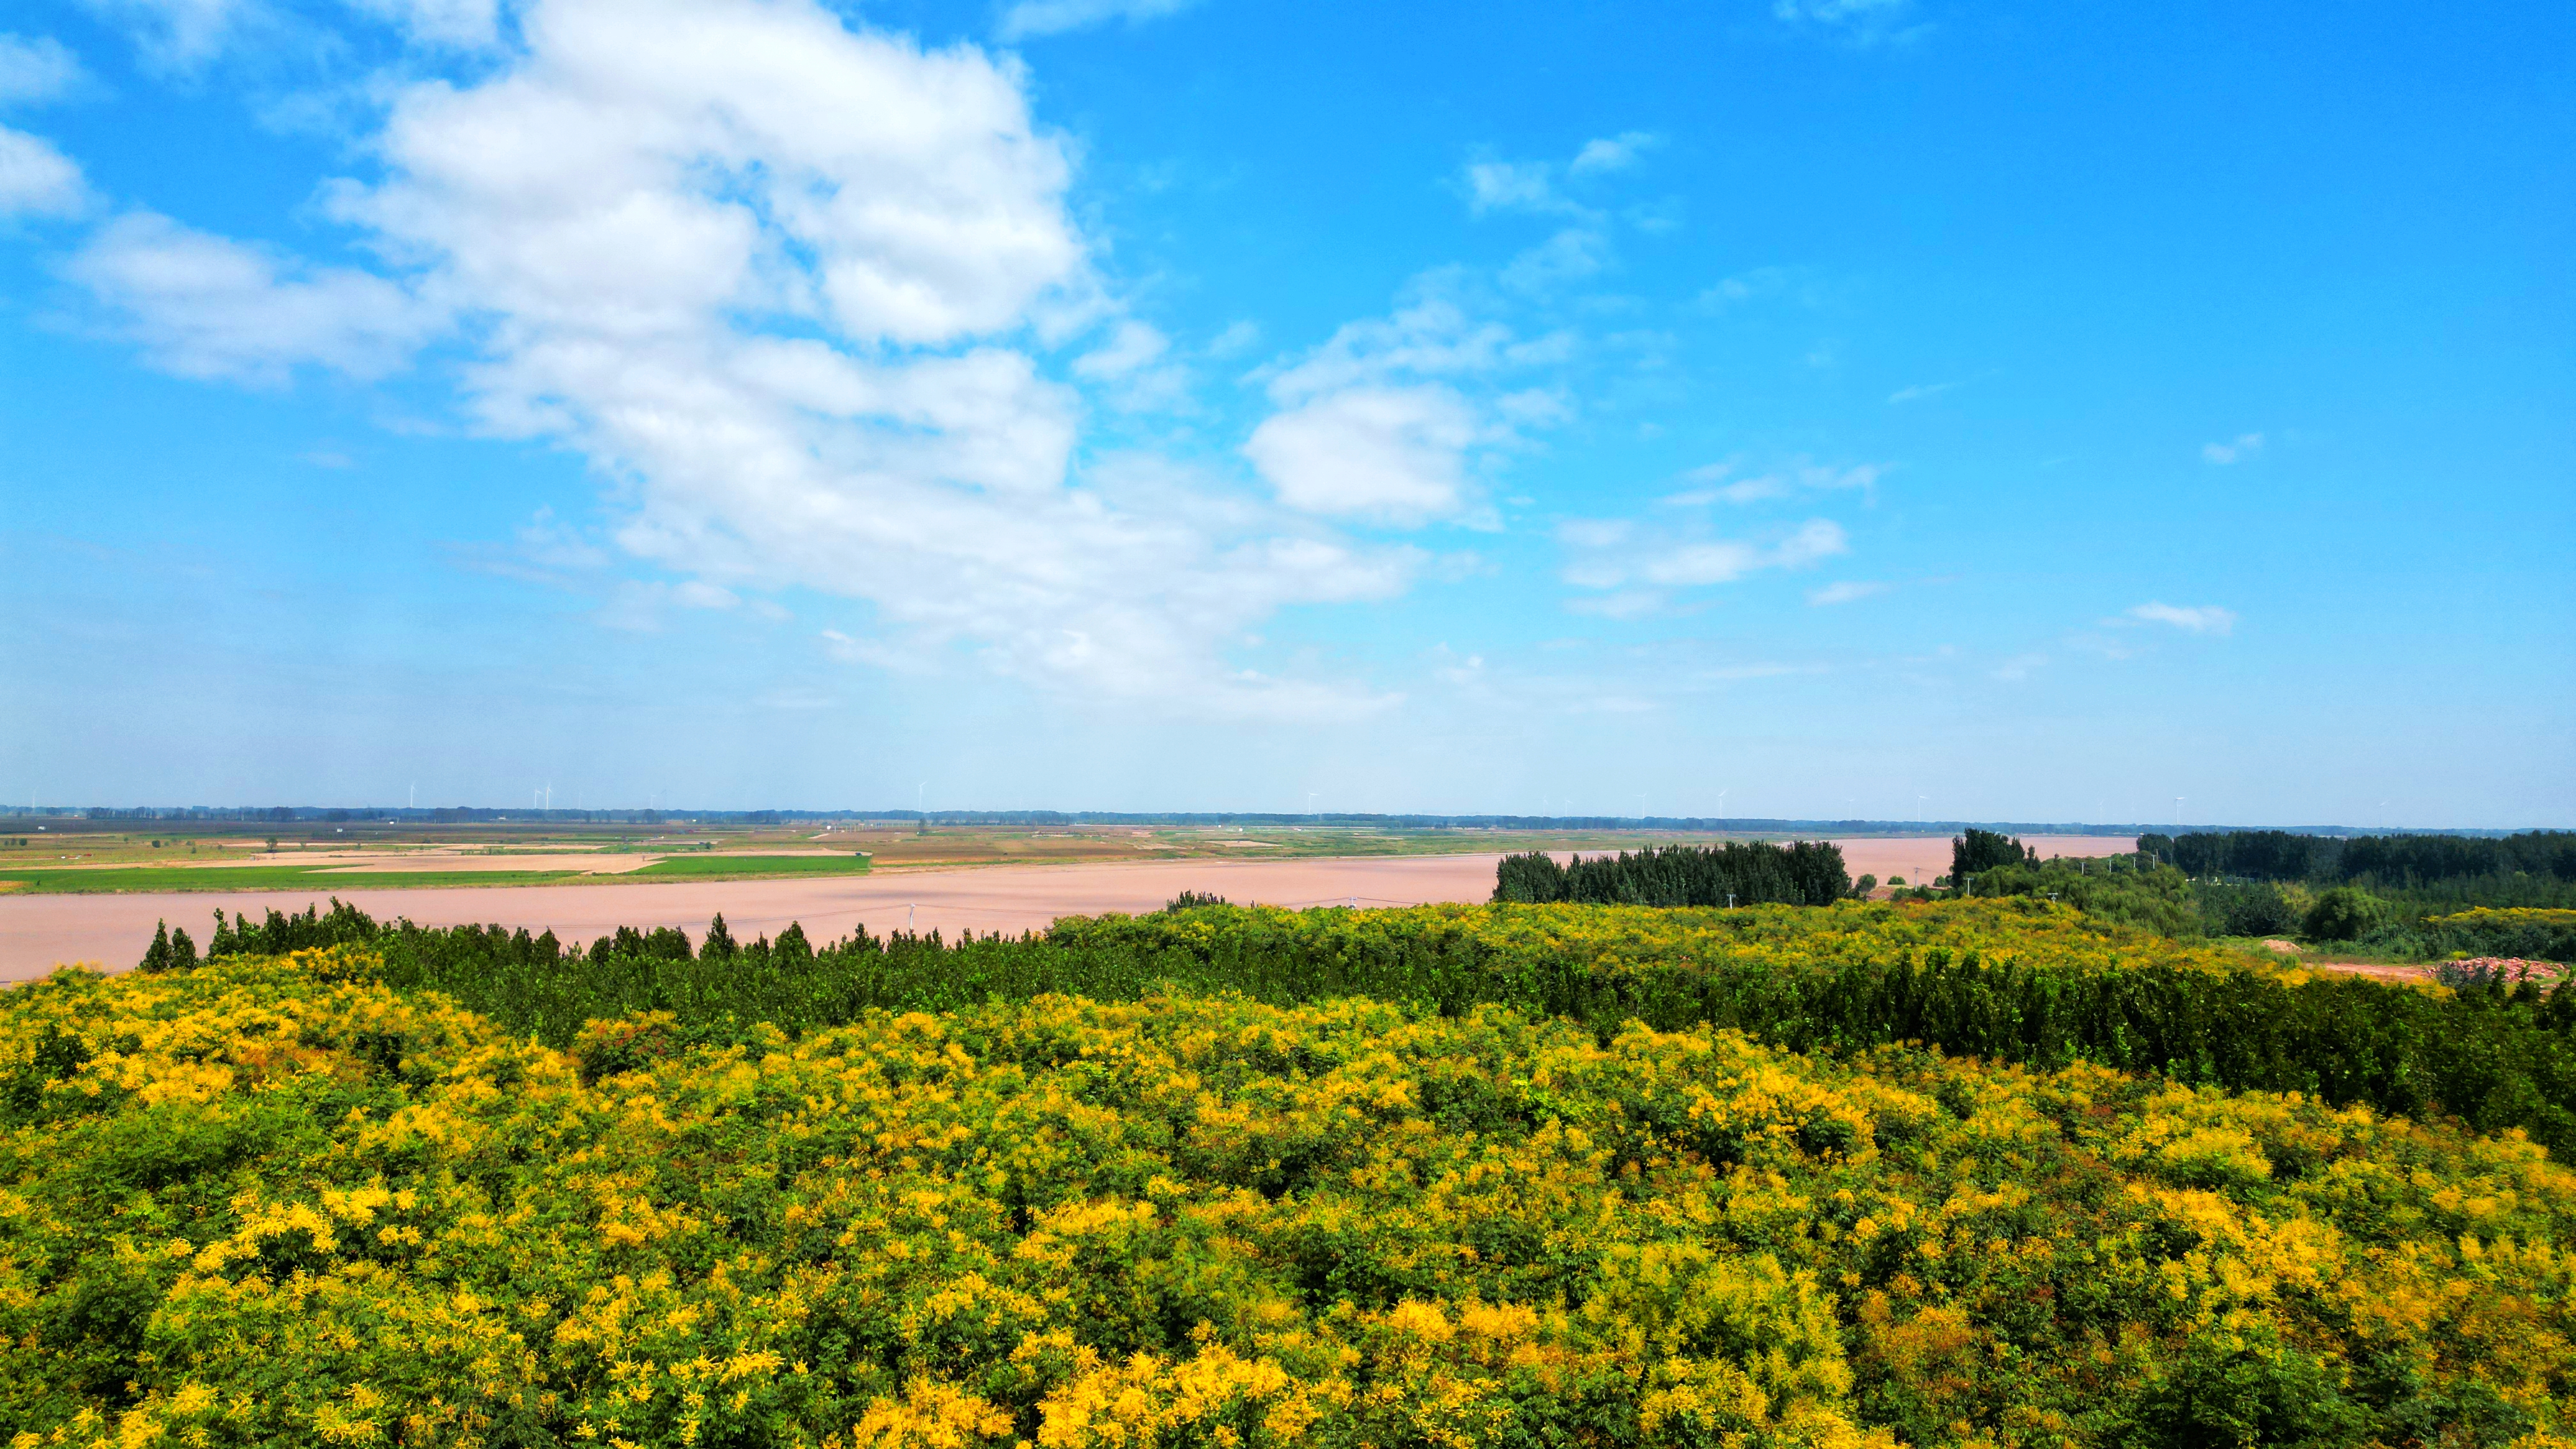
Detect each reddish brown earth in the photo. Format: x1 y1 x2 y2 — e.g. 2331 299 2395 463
0 834 2142 984
0 854 1512 983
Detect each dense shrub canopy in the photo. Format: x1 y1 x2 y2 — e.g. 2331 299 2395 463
1494 840 1851 907
5 951 2572 1448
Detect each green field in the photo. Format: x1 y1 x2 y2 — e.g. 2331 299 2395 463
0 866 583 894
629 854 873 878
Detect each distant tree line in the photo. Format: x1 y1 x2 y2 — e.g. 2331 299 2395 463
2137 829 2576 887
1958 829 2576 956
1493 841 1851 907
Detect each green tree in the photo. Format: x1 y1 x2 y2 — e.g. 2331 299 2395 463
1952 828 2035 883
139 921 174 973
2303 887 2383 942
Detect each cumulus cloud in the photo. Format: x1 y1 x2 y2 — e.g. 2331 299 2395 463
0 125 90 218
1245 288 1561 526
1244 385 1480 525
2125 602 2237 635
2202 432 2264 464
82 0 1411 719
0 33 87 103
995 0 1197 40
65 211 441 378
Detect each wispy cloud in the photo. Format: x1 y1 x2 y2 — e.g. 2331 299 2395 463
1665 459 1883 507
995 0 1198 40
1809 579 1889 606
0 125 91 218
0 33 88 102
1461 132 1660 217
1889 378 1963 404
1772 0 1926 44
1568 130 1661 175
1991 651 2049 682
2124 602 2237 635
1462 158 1568 216
1560 516 1848 617
2202 432 2264 464
66 210 443 381
1694 264 1827 311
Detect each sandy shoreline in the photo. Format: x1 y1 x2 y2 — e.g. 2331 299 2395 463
0 835 2138 983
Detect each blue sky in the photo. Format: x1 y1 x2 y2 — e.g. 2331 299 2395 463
1 0 2569 825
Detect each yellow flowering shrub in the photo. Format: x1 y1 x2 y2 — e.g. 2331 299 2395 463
1 947 2570 1448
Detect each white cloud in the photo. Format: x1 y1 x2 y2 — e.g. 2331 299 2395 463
1561 516 1848 601
65 211 442 379
1991 652 2048 682
1463 132 1657 218
0 34 87 103
1206 319 1261 356
0 125 90 218
1462 159 1563 215
80 0 251 70
1072 318 1186 410
1500 227 1608 295
1809 579 1889 606
1696 265 1788 309
2124 602 2237 635
344 0 502 47
1077 318 1171 374
1260 294 1518 399
1772 0 1919 42
1888 379 1962 404
1568 130 1660 175
1245 285 1562 526
1565 588 1667 619
995 0 1197 40
86 0 1407 719
1244 385 1480 525
2202 432 2264 464
1664 458 1882 507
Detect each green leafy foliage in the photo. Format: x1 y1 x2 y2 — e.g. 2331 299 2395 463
1494 839 1851 906
142 896 2576 1157
4 951 2571 1448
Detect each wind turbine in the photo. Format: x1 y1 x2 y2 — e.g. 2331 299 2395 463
2175 797 2184 827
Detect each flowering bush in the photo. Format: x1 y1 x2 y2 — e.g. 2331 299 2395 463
4 949 2572 1447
